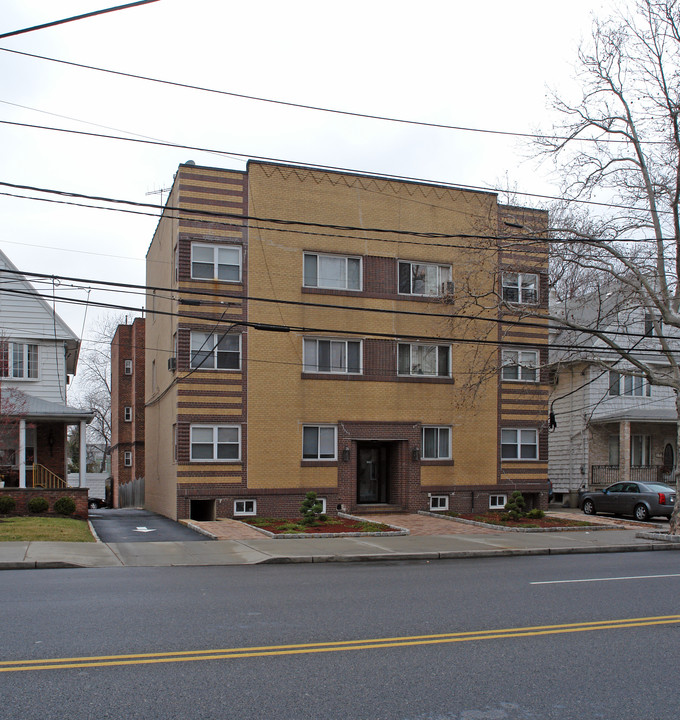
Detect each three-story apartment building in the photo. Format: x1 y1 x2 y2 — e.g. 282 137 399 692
145 161 549 521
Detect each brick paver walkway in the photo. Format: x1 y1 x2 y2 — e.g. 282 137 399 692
188 518 267 540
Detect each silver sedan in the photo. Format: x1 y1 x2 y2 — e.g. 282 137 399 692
580 481 676 521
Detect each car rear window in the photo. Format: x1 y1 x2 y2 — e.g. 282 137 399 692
643 483 675 492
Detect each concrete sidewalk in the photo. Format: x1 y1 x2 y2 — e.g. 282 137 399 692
2 526 679 570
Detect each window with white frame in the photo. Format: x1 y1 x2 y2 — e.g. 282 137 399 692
501 428 538 460
124 359 133 375
489 494 507 510
124 406 132 422
502 349 538 382
398 343 451 377
315 497 327 513
190 425 241 461
502 273 538 304
631 434 652 466
303 253 361 291
302 425 337 460
608 370 620 396
303 338 361 374
429 495 449 511
422 426 451 460
623 374 650 397
0 342 39 379
191 243 241 282
190 332 240 370
234 499 256 516
124 451 132 467
398 261 452 297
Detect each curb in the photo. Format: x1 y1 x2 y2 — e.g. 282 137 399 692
256 542 680 564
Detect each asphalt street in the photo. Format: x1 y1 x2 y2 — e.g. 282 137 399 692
3 551 680 719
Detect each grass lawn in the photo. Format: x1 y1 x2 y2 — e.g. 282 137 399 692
0 517 95 542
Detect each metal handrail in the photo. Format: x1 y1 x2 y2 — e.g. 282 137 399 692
30 463 67 489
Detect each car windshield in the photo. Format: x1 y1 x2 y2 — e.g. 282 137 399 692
642 483 675 492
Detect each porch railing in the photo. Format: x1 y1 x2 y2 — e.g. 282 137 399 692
30 464 68 489
591 465 676 488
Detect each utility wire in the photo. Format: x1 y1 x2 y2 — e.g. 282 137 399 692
0 1 160 39
0 45 662 145
1 120 672 215
0 280 670 354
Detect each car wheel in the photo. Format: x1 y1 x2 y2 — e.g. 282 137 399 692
634 504 650 522
88 500 98 509
583 499 596 515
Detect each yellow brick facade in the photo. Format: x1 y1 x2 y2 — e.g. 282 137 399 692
144 162 549 520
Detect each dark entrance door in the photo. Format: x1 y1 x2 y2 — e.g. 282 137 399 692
357 443 389 504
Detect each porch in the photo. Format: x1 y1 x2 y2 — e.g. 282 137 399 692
591 465 675 488
0 395 93 490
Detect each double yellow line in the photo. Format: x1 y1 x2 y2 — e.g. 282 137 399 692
2 615 679 673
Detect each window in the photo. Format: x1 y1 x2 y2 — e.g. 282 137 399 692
303 338 361 374
489 495 507 510
315 497 327 514
124 359 133 375
644 312 661 336
124 406 132 422
303 253 361 290
422 427 451 459
190 425 241 461
124 451 132 467
191 243 241 281
398 261 452 296
234 499 256 516
398 343 450 377
631 435 651 466
502 273 538 304
609 370 620 396
302 425 337 460
430 495 449 511
502 350 538 382
623 375 650 397
190 332 240 370
0 342 38 379
608 435 619 465
501 428 538 460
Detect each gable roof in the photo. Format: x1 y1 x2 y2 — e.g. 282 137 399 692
0 247 81 373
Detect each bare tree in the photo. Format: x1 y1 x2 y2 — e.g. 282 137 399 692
71 313 130 472
533 0 680 530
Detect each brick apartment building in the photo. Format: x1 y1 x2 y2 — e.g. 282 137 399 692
144 161 550 521
110 317 145 506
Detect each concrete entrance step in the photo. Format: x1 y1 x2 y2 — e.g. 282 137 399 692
354 504 406 514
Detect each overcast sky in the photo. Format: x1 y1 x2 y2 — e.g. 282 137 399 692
1 0 615 372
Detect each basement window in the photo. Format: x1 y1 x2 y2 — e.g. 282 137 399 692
429 495 449 511
234 499 256 516
489 495 507 510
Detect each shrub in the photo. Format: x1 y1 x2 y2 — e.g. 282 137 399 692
28 496 49 514
54 496 76 516
526 508 545 519
504 491 527 520
0 496 16 514
299 491 326 526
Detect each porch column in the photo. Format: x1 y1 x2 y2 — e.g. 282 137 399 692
620 419 631 484
19 419 26 488
78 420 87 488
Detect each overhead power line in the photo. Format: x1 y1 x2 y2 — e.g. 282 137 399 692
0 1 160 40
0 266 671 345
0 45 660 145
1 119 671 216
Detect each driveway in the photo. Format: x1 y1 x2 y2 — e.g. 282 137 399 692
89 508 205 543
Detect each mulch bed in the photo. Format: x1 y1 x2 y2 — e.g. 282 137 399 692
240 517 394 535
450 512 593 529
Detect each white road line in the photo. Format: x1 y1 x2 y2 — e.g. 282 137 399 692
531 573 680 585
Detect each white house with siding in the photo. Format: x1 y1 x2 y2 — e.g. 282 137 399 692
549 288 679 503
0 249 92 489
